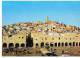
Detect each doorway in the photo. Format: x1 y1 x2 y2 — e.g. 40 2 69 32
26 33 33 47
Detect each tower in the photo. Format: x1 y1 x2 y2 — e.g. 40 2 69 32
45 16 49 22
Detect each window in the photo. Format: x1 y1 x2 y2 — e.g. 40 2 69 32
8 35 12 37
22 37 23 39
3 43 7 48
59 37 60 40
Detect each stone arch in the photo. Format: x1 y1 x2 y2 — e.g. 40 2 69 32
58 42 60 47
65 42 68 46
36 43 39 48
54 42 57 47
79 42 80 46
9 43 14 48
61 42 64 47
69 42 72 46
15 43 19 48
3 43 7 48
76 42 78 46
73 42 75 46
50 42 53 47
45 42 49 48
41 42 44 48
21 43 25 47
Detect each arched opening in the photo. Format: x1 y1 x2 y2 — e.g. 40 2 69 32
79 42 80 46
73 42 75 46
21 43 25 47
76 42 78 46
26 33 33 47
69 42 72 46
50 42 53 47
61 42 64 47
41 42 44 48
15 43 19 48
65 42 68 46
9 43 14 48
3 43 7 48
45 42 49 48
36 43 39 48
58 42 60 47
54 43 57 47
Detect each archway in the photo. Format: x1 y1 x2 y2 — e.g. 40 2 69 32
3 43 7 48
36 43 39 48
65 42 68 46
21 43 25 47
9 43 14 48
61 42 64 47
41 42 44 48
58 42 60 47
15 43 19 48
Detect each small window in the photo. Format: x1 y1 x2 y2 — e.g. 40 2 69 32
22 37 23 39
59 37 60 40
70 38 71 40
8 35 12 37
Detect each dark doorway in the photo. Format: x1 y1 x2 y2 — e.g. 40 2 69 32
9 43 14 48
36 43 39 48
3 43 7 48
41 42 44 48
15 43 19 48
26 33 33 47
21 43 25 47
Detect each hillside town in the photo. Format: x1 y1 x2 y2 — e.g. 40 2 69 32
2 16 80 56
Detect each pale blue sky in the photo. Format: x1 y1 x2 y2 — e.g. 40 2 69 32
2 1 80 27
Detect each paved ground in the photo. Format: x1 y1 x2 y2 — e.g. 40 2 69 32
2 47 80 56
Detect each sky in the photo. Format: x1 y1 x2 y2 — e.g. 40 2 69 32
2 1 80 27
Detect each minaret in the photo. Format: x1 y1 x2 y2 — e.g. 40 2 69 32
45 16 49 22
